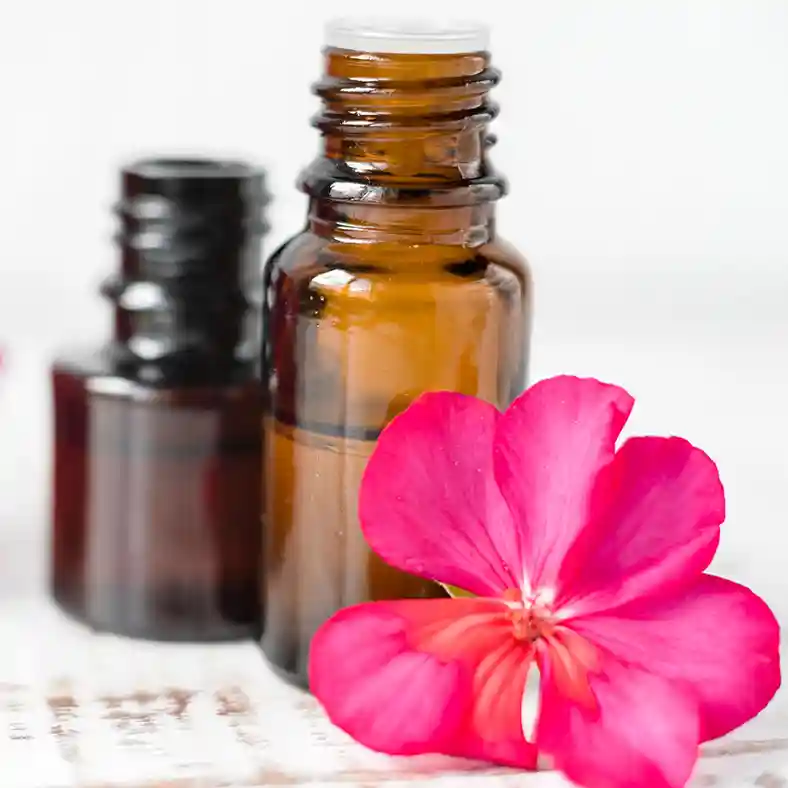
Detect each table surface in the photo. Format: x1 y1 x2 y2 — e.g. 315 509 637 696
1 337 787 787
0 590 786 788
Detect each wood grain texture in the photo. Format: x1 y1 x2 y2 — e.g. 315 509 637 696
0 596 786 788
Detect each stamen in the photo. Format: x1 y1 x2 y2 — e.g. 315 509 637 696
502 587 556 643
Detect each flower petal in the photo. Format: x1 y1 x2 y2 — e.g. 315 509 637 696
359 392 520 597
309 597 538 768
536 651 700 788
557 436 725 615
567 574 781 741
493 376 634 593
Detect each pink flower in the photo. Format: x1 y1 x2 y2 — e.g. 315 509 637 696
309 376 781 788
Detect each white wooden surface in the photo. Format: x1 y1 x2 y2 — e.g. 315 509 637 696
2 336 787 787
0 588 785 788
0 590 786 788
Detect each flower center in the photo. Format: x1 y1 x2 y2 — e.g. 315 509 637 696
500 589 602 712
501 588 554 643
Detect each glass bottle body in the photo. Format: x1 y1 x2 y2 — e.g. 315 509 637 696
261 215 531 685
260 44 533 687
51 350 263 641
50 158 266 642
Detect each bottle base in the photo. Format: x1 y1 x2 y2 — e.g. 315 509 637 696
260 650 311 692
51 582 261 644
259 638 311 692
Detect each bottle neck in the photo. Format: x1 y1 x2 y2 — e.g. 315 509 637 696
308 198 496 247
302 47 505 246
105 202 264 385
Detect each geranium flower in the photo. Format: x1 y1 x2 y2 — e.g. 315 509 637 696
309 376 781 788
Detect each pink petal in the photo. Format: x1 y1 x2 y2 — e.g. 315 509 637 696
493 376 634 593
359 392 520 597
557 436 725 615
309 597 538 768
567 574 781 741
536 650 700 788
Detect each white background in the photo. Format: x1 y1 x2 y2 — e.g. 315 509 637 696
0 0 787 606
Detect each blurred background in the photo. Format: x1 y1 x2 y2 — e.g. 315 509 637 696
0 0 786 603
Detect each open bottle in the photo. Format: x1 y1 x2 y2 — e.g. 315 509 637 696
261 19 533 688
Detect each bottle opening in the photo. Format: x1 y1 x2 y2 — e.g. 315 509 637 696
324 17 490 55
127 158 257 181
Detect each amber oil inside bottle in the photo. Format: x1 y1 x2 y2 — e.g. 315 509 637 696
261 22 533 687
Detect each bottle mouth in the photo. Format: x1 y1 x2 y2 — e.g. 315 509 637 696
324 17 490 55
116 154 269 261
125 157 259 181
119 155 268 223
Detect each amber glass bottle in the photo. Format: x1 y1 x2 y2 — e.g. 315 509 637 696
260 21 533 687
51 158 267 641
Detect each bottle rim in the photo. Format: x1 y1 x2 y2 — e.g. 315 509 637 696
324 17 490 55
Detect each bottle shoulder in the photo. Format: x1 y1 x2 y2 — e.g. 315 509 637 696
479 236 533 286
52 345 117 379
263 230 327 275
264 228 530 285
52 346 262 405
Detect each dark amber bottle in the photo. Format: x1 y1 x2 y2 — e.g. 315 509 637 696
260 21 533 688
51 158 267 641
